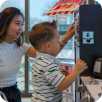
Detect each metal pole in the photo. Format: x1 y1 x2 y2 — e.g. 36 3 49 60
24 0 30 96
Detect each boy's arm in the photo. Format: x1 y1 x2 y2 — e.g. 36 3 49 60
57 59 87 91
57 69 79 91
60 24 75 49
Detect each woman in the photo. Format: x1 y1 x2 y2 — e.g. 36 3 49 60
0 7 36 102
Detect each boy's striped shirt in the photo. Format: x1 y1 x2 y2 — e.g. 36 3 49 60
32 52 65 102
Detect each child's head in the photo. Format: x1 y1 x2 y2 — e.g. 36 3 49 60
29 21 61 56
0 7 24 46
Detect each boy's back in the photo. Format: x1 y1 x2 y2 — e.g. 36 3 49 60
32 52 65 102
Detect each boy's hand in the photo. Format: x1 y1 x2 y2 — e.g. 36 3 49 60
60 64 69 76
74 59 88 74
60 64 73 76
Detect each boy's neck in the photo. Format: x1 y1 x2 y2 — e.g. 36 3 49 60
38 49 49 54
38 49 55 56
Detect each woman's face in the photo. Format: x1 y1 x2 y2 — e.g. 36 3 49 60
5 15 24 42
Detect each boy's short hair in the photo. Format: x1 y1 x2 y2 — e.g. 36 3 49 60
29 21 57 49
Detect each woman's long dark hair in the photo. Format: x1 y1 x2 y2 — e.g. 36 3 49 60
0 7 24 46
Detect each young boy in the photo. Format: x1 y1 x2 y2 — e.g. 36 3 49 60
29 21 87 102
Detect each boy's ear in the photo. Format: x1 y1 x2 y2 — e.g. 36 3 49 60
45 42 51 49
40 41 51 51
